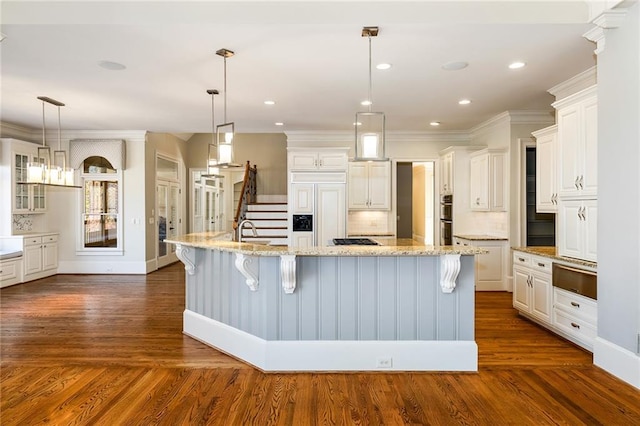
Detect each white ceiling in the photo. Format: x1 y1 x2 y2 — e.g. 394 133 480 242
0 1 597 136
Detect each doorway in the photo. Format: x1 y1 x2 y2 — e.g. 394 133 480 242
157 155 182 268
396 161 435 244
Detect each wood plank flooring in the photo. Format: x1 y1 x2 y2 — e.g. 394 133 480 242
2 262 638 425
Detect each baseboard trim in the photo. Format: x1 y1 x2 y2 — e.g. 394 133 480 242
145 259 158 273
594 337 640 389
57 260 148 274
184 309 478 372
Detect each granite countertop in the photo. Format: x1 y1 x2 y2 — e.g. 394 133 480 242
512 246 597 269
454 234 508 241
166 233 487 257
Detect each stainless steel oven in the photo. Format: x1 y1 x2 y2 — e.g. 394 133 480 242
440 194 453 245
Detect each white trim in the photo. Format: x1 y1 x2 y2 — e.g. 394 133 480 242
594 337 640 390
145 258 158 273
548 67 597 101
57 260 148 274
184 310 478 372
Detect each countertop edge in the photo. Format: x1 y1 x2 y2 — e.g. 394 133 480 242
512 247 597 269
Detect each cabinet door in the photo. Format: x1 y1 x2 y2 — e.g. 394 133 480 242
24 244 43 276
558 200 582 259
318 152 347 170
441 152 453 194
530 272 551 324
42 242 58 271
536 131 557 212
557 105 581 195
367 162 390 210
582 200 597 262
291 183 314 214
582 97 598 195
348 163 369 209
489 152 506 211
292 233 314 248
469 154 489 210
316 184 345 247
289 152 318 170
13 152 31 213
513 267 531 312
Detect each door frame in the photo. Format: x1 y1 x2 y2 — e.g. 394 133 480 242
155 153 183 268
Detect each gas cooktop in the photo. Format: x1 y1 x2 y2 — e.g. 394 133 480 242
332 238 380 246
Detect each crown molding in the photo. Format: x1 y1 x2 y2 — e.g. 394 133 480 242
548 66 597 101
285 130 471 146
469 110 554 136
0 121 39 142
584 8 630 55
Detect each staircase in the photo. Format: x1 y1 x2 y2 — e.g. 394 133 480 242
239 195 288 245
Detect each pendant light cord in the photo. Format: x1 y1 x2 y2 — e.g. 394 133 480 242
368 34 372 113
223 56 228 123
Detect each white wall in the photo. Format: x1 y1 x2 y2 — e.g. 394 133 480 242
594 1 639 386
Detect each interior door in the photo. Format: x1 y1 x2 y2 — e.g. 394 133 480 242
157 180 180 268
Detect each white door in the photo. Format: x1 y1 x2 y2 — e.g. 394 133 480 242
157 181 180 268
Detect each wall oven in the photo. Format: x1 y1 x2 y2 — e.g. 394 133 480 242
440 194 453 245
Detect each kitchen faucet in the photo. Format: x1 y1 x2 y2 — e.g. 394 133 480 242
238 219 257 243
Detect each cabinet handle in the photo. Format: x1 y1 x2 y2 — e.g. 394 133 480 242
476 197 480 205
570 322 581 329
574 176 579 189
581 207 586 220
537 262 545 268
579 175 584 189
319 160 323 167
518 257 525 262
570 301 580 308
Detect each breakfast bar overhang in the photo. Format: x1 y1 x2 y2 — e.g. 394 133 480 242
167 234 485 372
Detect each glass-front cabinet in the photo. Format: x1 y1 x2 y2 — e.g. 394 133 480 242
13 150 46 213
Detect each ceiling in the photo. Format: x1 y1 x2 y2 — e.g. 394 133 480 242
0 1 597 137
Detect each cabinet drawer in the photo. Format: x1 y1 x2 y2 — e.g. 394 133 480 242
43 234 58 243
24 236 43 246
554 288 597 323
530 255 552 274
0 259 19 280
553 308 597 344
513 252 531 267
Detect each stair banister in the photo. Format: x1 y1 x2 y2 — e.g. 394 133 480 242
233 161 257 239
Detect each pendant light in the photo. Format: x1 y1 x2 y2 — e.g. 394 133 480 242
202 89 222 177
354 26 386 161
215 48 241 168
26 96 80 187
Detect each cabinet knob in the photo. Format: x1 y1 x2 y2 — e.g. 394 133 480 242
570 301 580 308
518 257 525 262
570 322 581 329
537 262 545 268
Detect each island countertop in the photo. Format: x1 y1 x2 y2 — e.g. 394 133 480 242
165 233 487 256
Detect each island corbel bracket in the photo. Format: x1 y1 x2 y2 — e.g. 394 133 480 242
175 244 196 276
440 254 461 293
280 255 296 294
235 253 259 291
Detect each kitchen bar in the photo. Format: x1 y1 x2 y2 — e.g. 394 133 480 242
166 233 485 372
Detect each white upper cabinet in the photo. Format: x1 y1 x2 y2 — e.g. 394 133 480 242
440 151 454 194
469 148 507 212
533 125 558 213
554 86 597 198
348 161 390 210
288 148 348 172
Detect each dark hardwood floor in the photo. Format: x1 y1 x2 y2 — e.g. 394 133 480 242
1 262 638 425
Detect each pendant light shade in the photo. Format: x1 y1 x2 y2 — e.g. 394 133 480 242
203 89 221 177
26 96 80 188
354 26 387 162
215 48 241 168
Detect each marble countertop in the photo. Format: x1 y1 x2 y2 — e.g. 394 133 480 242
454 234 508 241
512 246 597 269
165 233 487 257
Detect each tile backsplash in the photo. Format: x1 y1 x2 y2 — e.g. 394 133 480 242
11 214 47 234
348 210 392 235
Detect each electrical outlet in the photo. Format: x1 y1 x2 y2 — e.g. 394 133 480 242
376 357 392 368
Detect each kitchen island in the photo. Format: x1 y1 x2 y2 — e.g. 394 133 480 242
166 233 485 372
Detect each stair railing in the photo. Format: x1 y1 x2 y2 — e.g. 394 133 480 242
233 161 257 239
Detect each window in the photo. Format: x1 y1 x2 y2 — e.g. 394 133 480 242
78 156 123 254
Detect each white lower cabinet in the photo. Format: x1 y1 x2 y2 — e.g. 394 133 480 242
553 287 597 351
512 252 552 324
454 237 507 291
23 233 58 282
0 258 22 288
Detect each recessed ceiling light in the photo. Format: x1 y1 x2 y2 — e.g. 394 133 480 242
275 122 284 126
442 61 468 71
376 63 392 70
264 100 275 105
98 60 126 71
430 121 441 126
509 61 526 69
361 100 372 106
458 99 472 105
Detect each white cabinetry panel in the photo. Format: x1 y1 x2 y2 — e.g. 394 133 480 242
348 161 390 210
533 125 558 213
